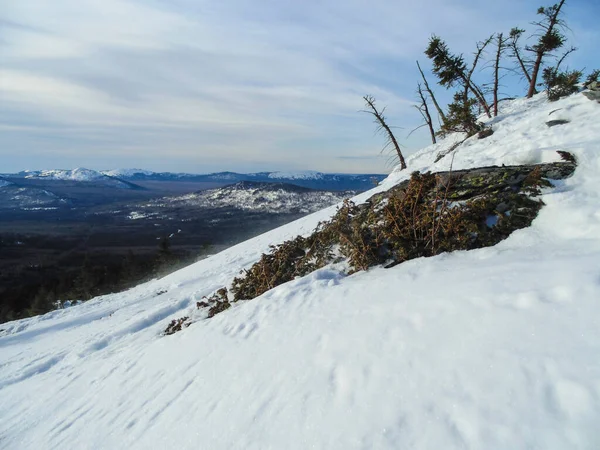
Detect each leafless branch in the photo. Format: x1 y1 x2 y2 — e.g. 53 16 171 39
361 95 407 170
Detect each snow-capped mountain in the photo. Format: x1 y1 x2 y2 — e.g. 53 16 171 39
24 168 107 181
6 168 384 192
1 93 599 449
16 168 142 189
144 181 354 214
101 168 156 178
266 170 324 180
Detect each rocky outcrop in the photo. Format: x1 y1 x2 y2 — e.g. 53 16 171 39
546 119 570 127
583 81 600 103
165 154 577 328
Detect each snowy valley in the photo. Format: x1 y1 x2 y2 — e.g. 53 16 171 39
0 176 360 324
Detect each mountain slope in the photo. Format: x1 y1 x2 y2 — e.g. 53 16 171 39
1 93 599 449
0 184 69 210
143 181 354 214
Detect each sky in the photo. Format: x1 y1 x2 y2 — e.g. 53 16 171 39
0 0 598 174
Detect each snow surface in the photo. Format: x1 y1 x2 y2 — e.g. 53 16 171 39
1 93 600 449
0 179 13 188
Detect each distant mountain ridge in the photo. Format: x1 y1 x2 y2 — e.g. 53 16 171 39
3 168 386 192
10 168 142 190
99 169 386 191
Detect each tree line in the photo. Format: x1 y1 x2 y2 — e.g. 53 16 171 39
0 236 201 323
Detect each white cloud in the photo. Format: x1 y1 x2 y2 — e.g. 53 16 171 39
3 0 193 51
0 0 596 173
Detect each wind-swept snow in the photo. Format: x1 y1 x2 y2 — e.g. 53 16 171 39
1 93 600 449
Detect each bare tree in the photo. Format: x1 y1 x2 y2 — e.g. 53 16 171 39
508 28 532 85
362 95 407 170
410 84 437 145
526 0 567 98
493 33 509 116
464 34 494 110
416 60 446 124
555 45 577 72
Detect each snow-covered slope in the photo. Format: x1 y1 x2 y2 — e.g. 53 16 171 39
0 185 68 210
1 93 600 449
0 178 13 188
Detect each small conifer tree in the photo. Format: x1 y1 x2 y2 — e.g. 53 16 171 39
439 93 483 137
425 36 491 117
526 1 568 98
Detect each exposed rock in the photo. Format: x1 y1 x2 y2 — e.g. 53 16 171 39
226 160 577 308
478 128 494 139
546 119 570 127
583 82 600 102
374 160 575 203
583 91 600 102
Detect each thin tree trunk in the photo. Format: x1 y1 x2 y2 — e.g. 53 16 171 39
462 74 491 118
416 84 436 144
527 0 566 98
493 33 504 116
516 51 532 84
362 95 407 170
464 35 493 118
416 60 446 124
508 28 532 86
528 53 544 98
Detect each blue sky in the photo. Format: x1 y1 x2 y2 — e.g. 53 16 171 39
1 0 598 174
